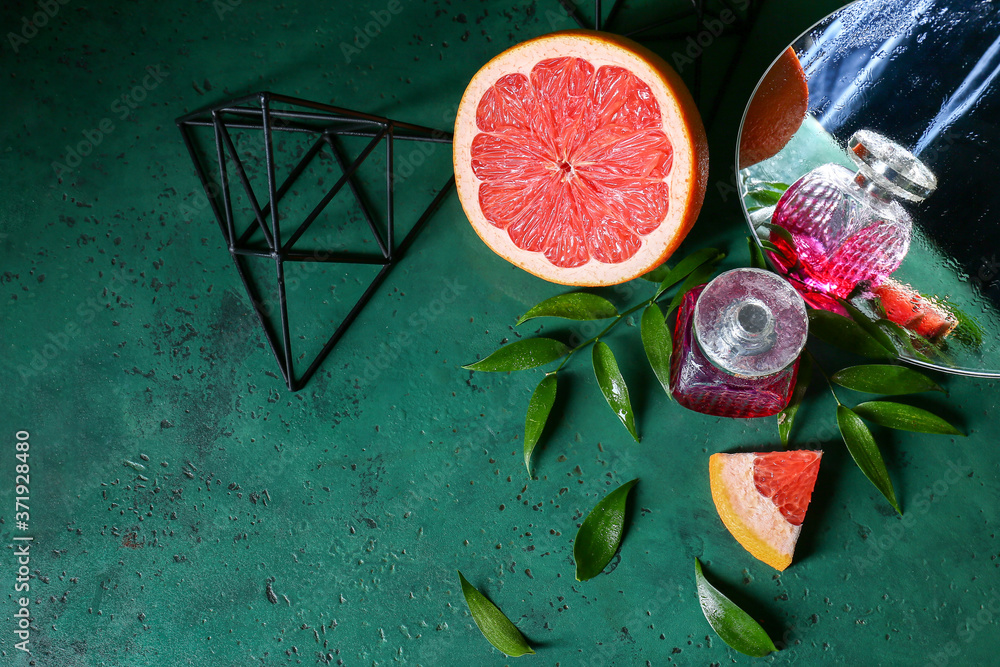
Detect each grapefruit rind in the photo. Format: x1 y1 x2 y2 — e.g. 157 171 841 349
738 47 809 170
709 453 798 571
454 30 708 286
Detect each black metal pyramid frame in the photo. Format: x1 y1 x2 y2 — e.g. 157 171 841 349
176 92 454 391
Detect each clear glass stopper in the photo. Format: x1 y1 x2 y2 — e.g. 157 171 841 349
694 268 809 378
849 129 937 203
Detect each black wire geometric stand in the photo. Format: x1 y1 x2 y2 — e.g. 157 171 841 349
176 92 454 391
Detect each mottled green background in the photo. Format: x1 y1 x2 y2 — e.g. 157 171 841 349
2 0 999 665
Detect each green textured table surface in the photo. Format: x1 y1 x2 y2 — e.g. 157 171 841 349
2 1 999 665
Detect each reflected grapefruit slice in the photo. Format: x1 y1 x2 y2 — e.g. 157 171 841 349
873 278 958 341
709 451 822 571
739 47 809 170
454 30 708 286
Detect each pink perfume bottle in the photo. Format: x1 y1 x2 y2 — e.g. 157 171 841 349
669 268 809 418
770 130 937 298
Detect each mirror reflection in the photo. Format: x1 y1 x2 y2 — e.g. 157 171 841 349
738 0 1000 376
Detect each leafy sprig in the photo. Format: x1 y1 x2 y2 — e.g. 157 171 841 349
463 247 725 465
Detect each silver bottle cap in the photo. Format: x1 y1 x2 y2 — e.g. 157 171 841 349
849 129 937 203
693 268 808 378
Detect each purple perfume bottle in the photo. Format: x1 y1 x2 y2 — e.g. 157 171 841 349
669 268 809 418
770 130 937 298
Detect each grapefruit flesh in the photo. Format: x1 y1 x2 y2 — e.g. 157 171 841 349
454 31 708 286
709 451 822 571
739 47 809 170
873 278 957 341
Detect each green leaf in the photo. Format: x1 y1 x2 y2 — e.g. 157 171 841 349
756 222 796 249
875 319 933 363
694 558 777 657
807 309 895 359
654 248 724 298
777 353 811 446
641 262 672 283
592 342 639 442
516 293 618 325
747 188 782 206
758 240 783 254
574 478 638 581
640 303 673 399
837 405 901 514
747 236 767 270
457 571 535 657
831 365 943 395
839 300 899 356
523 374 557 474
464 338 569 372
853 401 964 436
942 302 985 348
666 262 719 313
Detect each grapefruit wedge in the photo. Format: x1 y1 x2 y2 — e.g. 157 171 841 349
873 278 958 342
454 30 708 286
709 451 822 571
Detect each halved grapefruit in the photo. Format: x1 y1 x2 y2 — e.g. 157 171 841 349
709 451 822 571
454 30 708 286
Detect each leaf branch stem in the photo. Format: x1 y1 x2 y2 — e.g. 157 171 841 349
553 290 672 372
806 349 842 406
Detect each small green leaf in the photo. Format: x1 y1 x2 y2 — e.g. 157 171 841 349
756 222 796 249
654 248 724 298
524 374 558 474
762 181 790 191
839 300 899 356
777 353 811 446
747 237 767 270
747 188 782 206
758 240 783 254
942 302 985 348
592 342 639 442
641 262 672 283
464 338 569 372
574 478 638 581
853 401 964 436
831 365 943 395
640 303 673 399
695 558 777 657
837 405 901 514
457 571 535 657
516 293 618 325
666 262 718 313
875 319 933 363
807 309 895 359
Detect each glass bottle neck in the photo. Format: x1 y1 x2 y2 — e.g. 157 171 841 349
695 297 777 375
853 171 893 204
